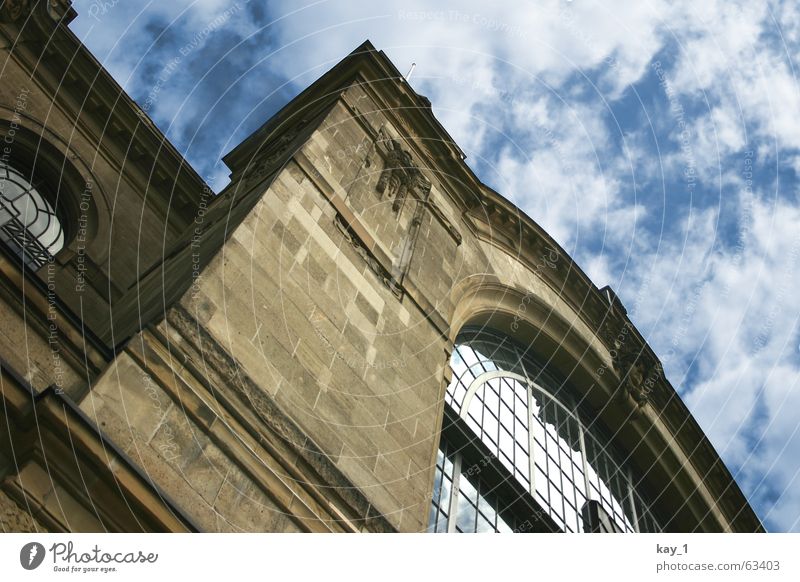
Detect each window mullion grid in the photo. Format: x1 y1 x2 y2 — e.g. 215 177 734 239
541 393 555 524
548 400 569 531
577 414 591 532
431 441 449 532
526 382 537 497
514 343 538 498
446 453 463 533
429 469 441 531
627 465 641 533
561 411 581 533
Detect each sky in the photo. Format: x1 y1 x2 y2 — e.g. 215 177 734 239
69 0 800 532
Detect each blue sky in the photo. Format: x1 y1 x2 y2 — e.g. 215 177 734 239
70 0 800 532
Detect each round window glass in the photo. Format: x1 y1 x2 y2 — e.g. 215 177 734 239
0 160 64 269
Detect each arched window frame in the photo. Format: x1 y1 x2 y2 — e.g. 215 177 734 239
0 121 101 272
0 159 65 269
430 326 664 533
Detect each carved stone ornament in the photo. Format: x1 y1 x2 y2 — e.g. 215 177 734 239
1 0 72 23
1 0 29 21
248 118 308 182
606 321 663 407
375 138 431 212
47 0 74 22
334 215 402 299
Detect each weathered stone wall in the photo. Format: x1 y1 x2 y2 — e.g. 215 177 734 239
0 489 46 533
0 293 85 396
80 338 308 532
180 159 447 530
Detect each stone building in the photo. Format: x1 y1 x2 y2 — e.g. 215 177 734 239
0 2 762 533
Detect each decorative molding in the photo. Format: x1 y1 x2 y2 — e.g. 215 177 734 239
340 87 464 247
0 0 29 22
602 320 664 407
297 148 452 338
425 198 462 245
0 361 197 532
166 305 396 533
1 0 76 26
46 0 74 22
335 214 403 299
246 118 309 184
128 330 335 533
375 137 431 212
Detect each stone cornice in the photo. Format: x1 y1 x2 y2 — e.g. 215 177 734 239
0 359 197 532
0 1 209 233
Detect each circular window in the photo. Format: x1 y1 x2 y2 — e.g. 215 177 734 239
0 160 65 269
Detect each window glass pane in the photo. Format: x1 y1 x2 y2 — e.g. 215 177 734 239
515 417 527 440
456 499 477 533
443 455 454 478
427 505 437 531
499 426 514 457
0 161 64 269
484 386 499 413
500 401 514 430
515 443 527 467
476 514 494 533
478 495 495 522
459 346 480 369
460 475 478 505
483 412 498 443
500 452 514 473
435 510 448 533
432 470 443 503
501 380 515 407
497 517 513 533
440 475 452 511
531 417 546 446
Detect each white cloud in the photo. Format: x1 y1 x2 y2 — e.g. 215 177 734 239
624 191 800 531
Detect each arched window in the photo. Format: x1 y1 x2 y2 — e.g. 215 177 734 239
0 160 65 269
428 326 663 533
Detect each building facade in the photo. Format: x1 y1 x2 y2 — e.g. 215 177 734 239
0 1 761 533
